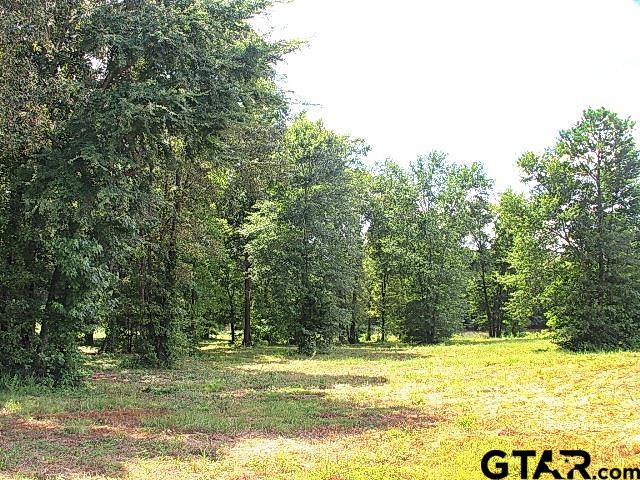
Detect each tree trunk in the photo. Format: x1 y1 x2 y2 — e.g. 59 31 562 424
242 252 252 347
226 273 236 344
127 315 133 353
480 263 494 337
379 271 388 342
190 287 197 344
348 289 358 344
101 322 115 353
365 297 372 341
155 170 181 365
595 151 606 285
229 294 236 345
40 265 61 351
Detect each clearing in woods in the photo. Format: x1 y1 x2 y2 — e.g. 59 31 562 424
1 333 639 479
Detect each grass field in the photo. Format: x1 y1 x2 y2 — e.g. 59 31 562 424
1 333 639 479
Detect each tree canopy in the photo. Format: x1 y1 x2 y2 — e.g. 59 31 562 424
1 0 639 384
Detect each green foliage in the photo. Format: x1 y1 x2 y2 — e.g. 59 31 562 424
398 154 491 343
2 0 638 387
467 190 528 337
0 0 287 380
516 108 640 349
246 115 367 354
364 155 493 344
365 160 415 341
494 190 549 333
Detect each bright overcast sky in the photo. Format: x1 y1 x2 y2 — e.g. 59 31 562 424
256 0 640 192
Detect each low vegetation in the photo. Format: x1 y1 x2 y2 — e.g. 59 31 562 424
1 334 639 479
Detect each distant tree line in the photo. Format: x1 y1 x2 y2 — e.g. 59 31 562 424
2 0 640 383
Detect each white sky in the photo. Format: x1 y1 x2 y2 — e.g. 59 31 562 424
257 0 640 192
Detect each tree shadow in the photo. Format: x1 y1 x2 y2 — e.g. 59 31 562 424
444 335 546 346
0 366 447 479
310 344 428 361
0 411 181 478
196 341 426 363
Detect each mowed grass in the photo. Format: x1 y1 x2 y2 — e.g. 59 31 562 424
1 333 640 479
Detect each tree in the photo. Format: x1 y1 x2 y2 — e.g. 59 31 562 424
215 91 288 347
518 108 640 349
467 190 531 337
490 190 547 334
0 0 287 380
1 0 125 382
466 168 497 336
364 160 414 342
246 115 367 354
398 153 491 343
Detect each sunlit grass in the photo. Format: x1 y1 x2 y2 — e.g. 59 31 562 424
1 333 639 479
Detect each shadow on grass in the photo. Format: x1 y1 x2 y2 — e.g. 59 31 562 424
197 333 550 361
197 339 426 362
0 334 607 479
0 411 182 478
310 344 428 361
443 335 548 347
0 366 447 479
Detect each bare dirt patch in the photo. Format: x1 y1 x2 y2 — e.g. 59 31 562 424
0 410 176 478
48 407 169 428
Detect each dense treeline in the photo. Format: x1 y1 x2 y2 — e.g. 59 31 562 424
2 0 640 383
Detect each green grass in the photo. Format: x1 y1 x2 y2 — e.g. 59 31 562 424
1 333 639 479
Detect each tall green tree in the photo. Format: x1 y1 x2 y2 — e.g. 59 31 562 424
245 115 367 354
1 0 124 381
215 92 288 347
467 190 529 337
518 108 640 349
492 190 548 334
364 160 414 342
398 153 491 343
102 0 288 365
0 0 287 379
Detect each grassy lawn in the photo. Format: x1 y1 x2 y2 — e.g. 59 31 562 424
1 333 639 479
